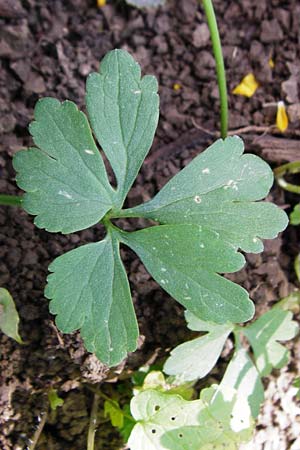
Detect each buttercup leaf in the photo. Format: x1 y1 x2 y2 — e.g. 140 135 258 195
45 235 139 366
0 288 23 343
120 224 254 324
243 308 299 377
86 49 159 205
125 0 165 7
123 136 288 253
164 311 233 381
13 99 114 233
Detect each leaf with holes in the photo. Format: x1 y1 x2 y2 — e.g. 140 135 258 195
86 49 159 206
243 308 299 377
164 311 233 381
120 224 254 324
123 136 288 253
128 386 253 450
0 288 23 343
13 98 114 233
45 234 139 366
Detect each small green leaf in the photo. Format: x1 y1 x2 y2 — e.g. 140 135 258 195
290 204 300 225
220 347 264 418
243 308 299 377
136 371 194 400
164 312 233 381
125 0 165 7
124 136 288 253
104 399 124 428
45 235 139 366
0 288 23 343
120 224 254 324
13 98 114 233
48 389 64 411
86 49 159 205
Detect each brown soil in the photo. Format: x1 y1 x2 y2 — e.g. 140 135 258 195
0 0 299 449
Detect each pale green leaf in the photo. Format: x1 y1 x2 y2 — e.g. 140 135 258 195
124 136 288 253
45 235 139 366
164 313 233 381
128 390 205 450
290 204 300 225
243 308 299 377
126 0 165 7
86 49 159 205
104 399 124 428
136 371 194 400
220 347 264 418
13 98 114 233
0 288 22 343
128 387 253 450
120 224 254 324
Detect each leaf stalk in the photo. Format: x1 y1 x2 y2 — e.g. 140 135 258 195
202 0 228 138
0 194 23 207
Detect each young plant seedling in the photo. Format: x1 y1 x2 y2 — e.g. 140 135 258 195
13 49 288 366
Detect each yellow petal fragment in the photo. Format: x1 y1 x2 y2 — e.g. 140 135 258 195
173 83 182 91
269 58 275 69
232 73 259 98
97 0 106 7
276 101 288 132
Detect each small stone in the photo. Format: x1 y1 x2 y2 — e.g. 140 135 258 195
192 23 210 48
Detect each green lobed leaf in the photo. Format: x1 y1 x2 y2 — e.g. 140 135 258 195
86 49 159 206
13 98 114 233
164 311 233 381
0 288 23 343
120 224 254 324
220 346 264 419
45 235 139 366
136 370 195 400
243 308 299 377
123 136 288 253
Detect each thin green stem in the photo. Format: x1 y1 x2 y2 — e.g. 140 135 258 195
87 393 100 450
0 194 23 207
274 161 300 194
202 0 228 138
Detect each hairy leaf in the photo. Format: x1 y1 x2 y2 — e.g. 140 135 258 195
243 308 299 377
124 136 288 253
45 235 139 366
164 311 233 381
0 288 22 343
86 49 159 205
220 347 264 418
120 224 254 323
13 99 114 233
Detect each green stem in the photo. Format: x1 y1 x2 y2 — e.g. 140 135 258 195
0 194 23 207
87 393 100 450
202 0 228 138
274 161 300 194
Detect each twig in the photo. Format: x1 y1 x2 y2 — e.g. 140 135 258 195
28 411 48 450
